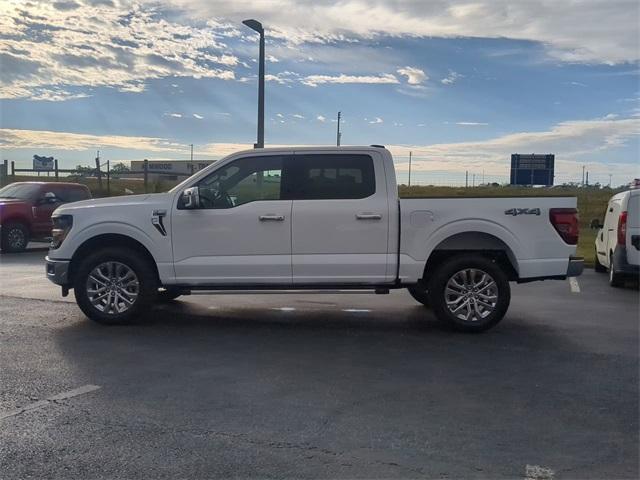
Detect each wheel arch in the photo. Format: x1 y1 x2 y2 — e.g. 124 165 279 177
68 233 160 285
423 231 519 281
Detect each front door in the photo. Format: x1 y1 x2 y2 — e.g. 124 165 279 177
289 153 391 284
171 155 293 285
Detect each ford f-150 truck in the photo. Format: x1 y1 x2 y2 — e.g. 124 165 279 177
45 146 583 332
0 181 91 252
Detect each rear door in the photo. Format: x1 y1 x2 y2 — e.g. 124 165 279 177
289 152 391 284
626 192 640 266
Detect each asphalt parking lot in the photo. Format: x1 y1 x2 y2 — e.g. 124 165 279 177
0 249 638 479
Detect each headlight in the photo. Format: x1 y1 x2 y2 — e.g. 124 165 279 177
51 214 73 249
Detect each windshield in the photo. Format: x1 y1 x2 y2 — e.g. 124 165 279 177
0 183 41 200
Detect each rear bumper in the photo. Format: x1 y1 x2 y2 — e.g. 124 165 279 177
567 256 584 277
45 256 70 286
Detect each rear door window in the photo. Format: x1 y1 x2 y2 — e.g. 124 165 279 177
288 154 375 200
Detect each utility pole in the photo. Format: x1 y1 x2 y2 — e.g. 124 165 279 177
408 151 412 186
465 170 468 188
582 165 585 186
243 19 265 148
336 111 342 146
95 150 103 193
472 173 476 187
190 144 193 162
609 174 612 187
482 169 485 185
586 171 589 186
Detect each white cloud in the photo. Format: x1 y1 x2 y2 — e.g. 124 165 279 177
456 122 489 126
166 113 183 118
193 113 204 119
0 0 237 100
2 116 638 179
292 114 304 119
276 113 284 118
388 116 640 176
316 115 326 122
168 0 639 64
441 70 463 85
266 54 279 63
397 66 427 85
302 73 399 87
369 117 383 124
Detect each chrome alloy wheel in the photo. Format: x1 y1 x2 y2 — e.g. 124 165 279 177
444 268 498 322
86 261 139 314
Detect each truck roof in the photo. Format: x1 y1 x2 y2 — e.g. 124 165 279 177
228 145 389 156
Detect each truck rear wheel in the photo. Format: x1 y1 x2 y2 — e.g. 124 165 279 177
1 222 29 253
73 247 158 325
427 254 510 332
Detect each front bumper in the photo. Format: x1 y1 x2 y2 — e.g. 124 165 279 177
45 256 70 286
567 256 584 277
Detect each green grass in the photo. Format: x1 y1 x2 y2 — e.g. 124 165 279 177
5 176 616 266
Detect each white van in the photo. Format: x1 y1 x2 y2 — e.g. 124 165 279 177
593 188 640 286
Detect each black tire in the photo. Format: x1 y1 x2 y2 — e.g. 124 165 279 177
608 253 624 287
407 283 430 307
427 254 510 333
1 222 29 253
157 287 185 302
73 247 158 324
594 248 607 273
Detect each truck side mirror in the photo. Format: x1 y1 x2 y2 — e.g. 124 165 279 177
181 186 200 209
42 192 59 204
590 218 603 229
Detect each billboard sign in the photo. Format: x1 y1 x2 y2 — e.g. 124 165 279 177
33 155 55 171
129 160 216 176
510 154 554 186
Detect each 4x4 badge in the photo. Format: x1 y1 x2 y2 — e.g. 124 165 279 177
504 208 541 216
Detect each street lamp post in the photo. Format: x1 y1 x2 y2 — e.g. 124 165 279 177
243 19 265 148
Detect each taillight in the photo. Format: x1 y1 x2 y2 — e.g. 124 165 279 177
549 208 579 245
617 211 627 245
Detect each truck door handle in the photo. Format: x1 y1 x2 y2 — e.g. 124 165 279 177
356 213 382 220
259 215 285 221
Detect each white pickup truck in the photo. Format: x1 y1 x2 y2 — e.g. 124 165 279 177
46 146 583 332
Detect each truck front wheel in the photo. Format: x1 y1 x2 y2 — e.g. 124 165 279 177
427 254 510 332
73 247 158 325
1 222 29 253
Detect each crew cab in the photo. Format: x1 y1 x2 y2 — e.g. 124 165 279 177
592 188 639 286
0 181 91 252
45 147 583 332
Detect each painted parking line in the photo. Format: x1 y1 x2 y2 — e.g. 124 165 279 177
525 464 554 479
0 384 101 421
569 277 581 293
342 309 372 313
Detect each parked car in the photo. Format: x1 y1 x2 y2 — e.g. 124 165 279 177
45 146 583 332
592 188 639 286
0 181 91 252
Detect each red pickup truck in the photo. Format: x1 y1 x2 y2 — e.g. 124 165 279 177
0 182 91 252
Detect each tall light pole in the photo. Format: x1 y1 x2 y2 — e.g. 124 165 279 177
336 111 342 146
408 151 412 186
243 19 265 148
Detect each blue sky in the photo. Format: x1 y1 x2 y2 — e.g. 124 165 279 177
0 0 638 185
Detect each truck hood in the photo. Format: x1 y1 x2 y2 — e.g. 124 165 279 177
55 192 171 213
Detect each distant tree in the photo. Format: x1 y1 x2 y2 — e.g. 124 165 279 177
74 165 94 177
111 162 130 173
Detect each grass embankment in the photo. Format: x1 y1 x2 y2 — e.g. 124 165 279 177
6 176 614 266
